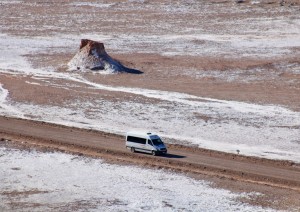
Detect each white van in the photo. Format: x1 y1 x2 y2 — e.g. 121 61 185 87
126 132 167 156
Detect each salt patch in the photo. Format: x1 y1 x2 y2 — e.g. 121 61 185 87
0 147 275 211
70 2 114 8
0 84 23 117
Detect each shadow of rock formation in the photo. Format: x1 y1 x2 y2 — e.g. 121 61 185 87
68 39 143 74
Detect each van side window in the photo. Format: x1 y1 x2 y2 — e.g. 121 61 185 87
127 136 146 144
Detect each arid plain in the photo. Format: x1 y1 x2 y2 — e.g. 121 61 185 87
0 0 300 211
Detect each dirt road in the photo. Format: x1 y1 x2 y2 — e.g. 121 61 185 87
0 116 299 191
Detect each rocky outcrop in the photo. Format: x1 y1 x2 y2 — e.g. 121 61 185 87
68 39 142 74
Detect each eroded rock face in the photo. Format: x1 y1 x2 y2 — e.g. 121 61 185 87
68 39 141 74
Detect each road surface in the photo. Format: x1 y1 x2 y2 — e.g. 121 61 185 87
0 116 299 190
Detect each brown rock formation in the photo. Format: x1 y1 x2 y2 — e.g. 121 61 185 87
68 39 142 74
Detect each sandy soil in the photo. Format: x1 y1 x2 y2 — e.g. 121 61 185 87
0 1 300 161
0 0 300 110
1 0 300 210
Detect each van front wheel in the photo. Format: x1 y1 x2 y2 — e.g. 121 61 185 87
131 147 135 153
152 151 156 156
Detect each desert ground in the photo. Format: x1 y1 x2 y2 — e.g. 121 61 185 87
0 0 300 211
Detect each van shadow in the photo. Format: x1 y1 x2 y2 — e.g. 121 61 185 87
134 152 185 158
159 153 186 159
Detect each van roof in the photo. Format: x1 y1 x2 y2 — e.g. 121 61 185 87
126 131 159 138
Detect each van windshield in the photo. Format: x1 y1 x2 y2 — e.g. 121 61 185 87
151 138 163 146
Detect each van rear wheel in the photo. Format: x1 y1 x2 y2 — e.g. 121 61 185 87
152 151 156 156
131 147 135 153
